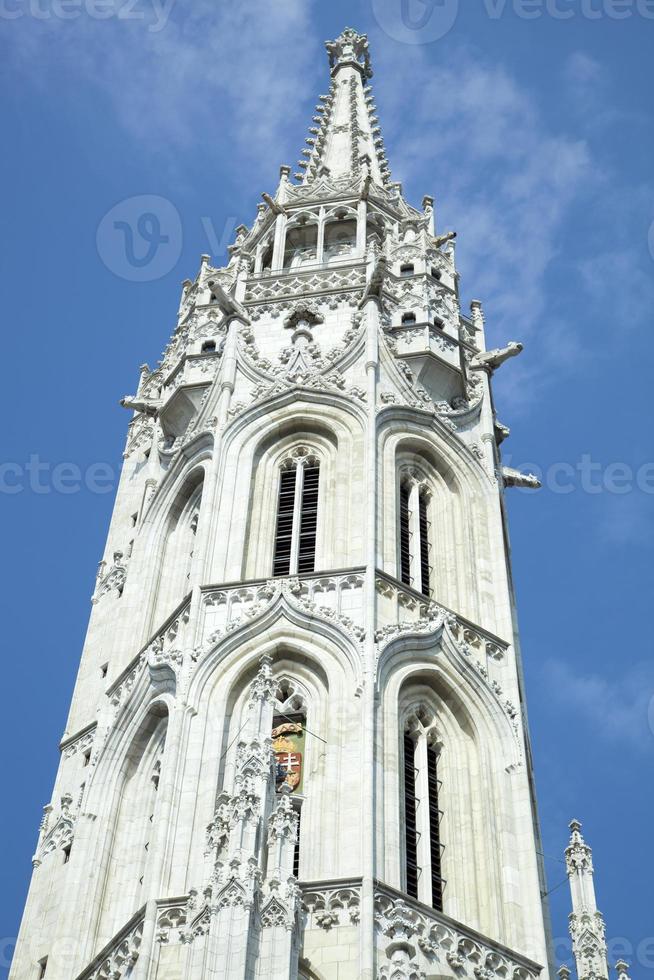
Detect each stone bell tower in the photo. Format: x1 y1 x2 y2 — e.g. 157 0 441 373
12 26 567 980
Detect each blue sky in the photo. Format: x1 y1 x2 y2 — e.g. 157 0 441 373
1 0 653 975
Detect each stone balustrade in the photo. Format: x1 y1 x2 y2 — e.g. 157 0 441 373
374 883 542 980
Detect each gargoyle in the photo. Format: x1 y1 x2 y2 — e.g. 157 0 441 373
434 230 457 248
261 192 286 216
494 421 511 444
502 466 541 490
471 342 523 372
359 256 388 305
120 395 159 417
207 280 250 323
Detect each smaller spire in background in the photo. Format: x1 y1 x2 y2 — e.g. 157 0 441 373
564 820 610 980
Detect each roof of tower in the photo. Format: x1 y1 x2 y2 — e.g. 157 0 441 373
295 27 392 187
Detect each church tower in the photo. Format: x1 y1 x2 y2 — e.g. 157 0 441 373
12 28 560 980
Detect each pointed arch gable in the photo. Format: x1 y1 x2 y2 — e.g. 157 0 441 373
189 594 364 710
210 396 366 582
85 692 173 816
181 615 363 885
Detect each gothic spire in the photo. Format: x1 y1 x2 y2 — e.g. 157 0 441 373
565 820 610 980
295 28 392 186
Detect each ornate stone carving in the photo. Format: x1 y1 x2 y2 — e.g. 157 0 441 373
75 911 143 979
302 884 361 928
470 341 523 373
92 551 128 603
61 725 96 761
34 793 76 867
374 890 541 980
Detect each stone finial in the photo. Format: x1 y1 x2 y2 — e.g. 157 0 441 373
615 961 631 980
558 967 571 980
470 299 484 328
325 27 373 79
422 195 435 234
565 819 594 876
248 654 276 707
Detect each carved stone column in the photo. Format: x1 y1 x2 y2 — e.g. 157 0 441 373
256 787 300 979
202 656 278 979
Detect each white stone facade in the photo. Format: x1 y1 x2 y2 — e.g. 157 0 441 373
11 28 558 980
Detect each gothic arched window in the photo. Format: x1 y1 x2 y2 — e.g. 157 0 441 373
401 312 417 326
283 215 318 270
154 469 204 623
398 471 432 596
273 449 320 577
323 210 357 262
97 709 168 940
402 705 443 911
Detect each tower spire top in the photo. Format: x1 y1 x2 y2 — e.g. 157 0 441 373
295 27 391 186
325 27 373 79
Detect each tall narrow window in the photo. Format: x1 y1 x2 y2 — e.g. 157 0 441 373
399 483 412 586
427 745 443 911
273 469 297 576
298 465 319 573
403 734 418 899
272 455 320 576
398 473 432 595
402 708 445 910
418 492 431 597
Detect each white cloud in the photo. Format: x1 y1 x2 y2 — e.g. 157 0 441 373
372 39 593 333
564 50 602 88
6 14 653 413
542 659 654 751
4 0 320 180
